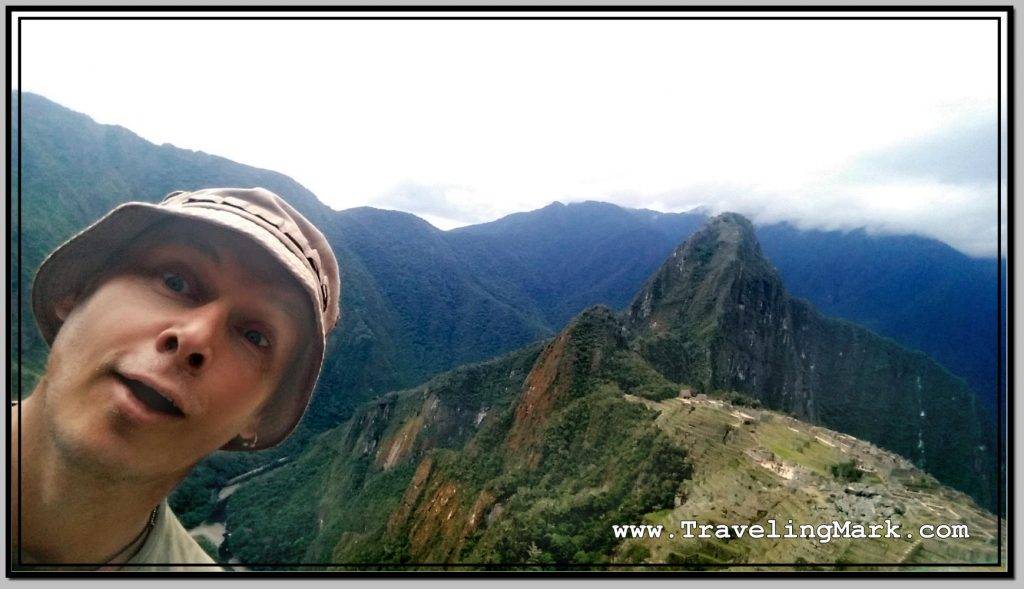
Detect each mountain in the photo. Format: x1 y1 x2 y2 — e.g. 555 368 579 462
451 202 1003 418
756 223 1003 417
455 206 1003 418
225 308 695 566
625 214 995 509
330 206 550 388
449 201 708 327
217 214 999 568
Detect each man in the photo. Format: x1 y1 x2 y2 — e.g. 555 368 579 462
11 187 341 571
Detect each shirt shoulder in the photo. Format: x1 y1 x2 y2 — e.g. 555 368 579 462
125 501 225 572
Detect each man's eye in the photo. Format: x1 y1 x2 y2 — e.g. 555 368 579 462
163 273 191 295
243 329 270 348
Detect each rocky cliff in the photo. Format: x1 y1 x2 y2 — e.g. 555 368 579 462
627 213 996 510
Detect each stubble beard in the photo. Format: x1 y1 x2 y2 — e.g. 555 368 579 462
37 356 156 486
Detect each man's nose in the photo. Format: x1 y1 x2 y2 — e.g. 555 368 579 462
156 304 227 371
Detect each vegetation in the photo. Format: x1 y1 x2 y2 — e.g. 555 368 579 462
600 350 680 401
757 223 1002 417
829 460 864 483
216 308 695 566
716 390 762 408
224 439 335 567
326 373 692 565
222 345 542 567
194 535 220 562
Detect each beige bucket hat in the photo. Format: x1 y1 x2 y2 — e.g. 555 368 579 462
31 187 341 451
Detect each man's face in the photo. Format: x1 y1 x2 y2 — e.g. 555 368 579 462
38 219 311 481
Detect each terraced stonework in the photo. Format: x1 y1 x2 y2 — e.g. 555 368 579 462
619 394 1003 570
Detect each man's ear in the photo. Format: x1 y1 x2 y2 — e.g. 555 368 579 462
54 294 79 322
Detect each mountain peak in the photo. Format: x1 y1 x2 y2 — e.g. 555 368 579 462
506 305 624 465
626 212 778 341
711 210 753 227
624 214 995 509
686 211 764 262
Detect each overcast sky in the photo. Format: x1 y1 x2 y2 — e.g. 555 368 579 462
13 10 1008 257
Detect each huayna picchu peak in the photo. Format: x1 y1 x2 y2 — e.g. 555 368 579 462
627 213 995 511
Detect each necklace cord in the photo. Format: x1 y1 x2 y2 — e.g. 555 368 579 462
102 505 159 568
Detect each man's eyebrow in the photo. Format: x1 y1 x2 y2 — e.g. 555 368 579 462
182 238 223 266
266 288 311 333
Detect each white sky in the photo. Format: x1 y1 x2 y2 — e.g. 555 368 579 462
13 11 1008 257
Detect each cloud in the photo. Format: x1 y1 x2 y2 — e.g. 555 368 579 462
824 116 1002 257
843 116 999 185
642 183 999 259
370 181 499 230
379 134 1003 256
557 111 1003 258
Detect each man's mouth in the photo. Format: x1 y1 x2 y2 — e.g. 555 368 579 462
119 376 185 417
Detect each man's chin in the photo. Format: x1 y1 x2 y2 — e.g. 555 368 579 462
51 426 197 484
